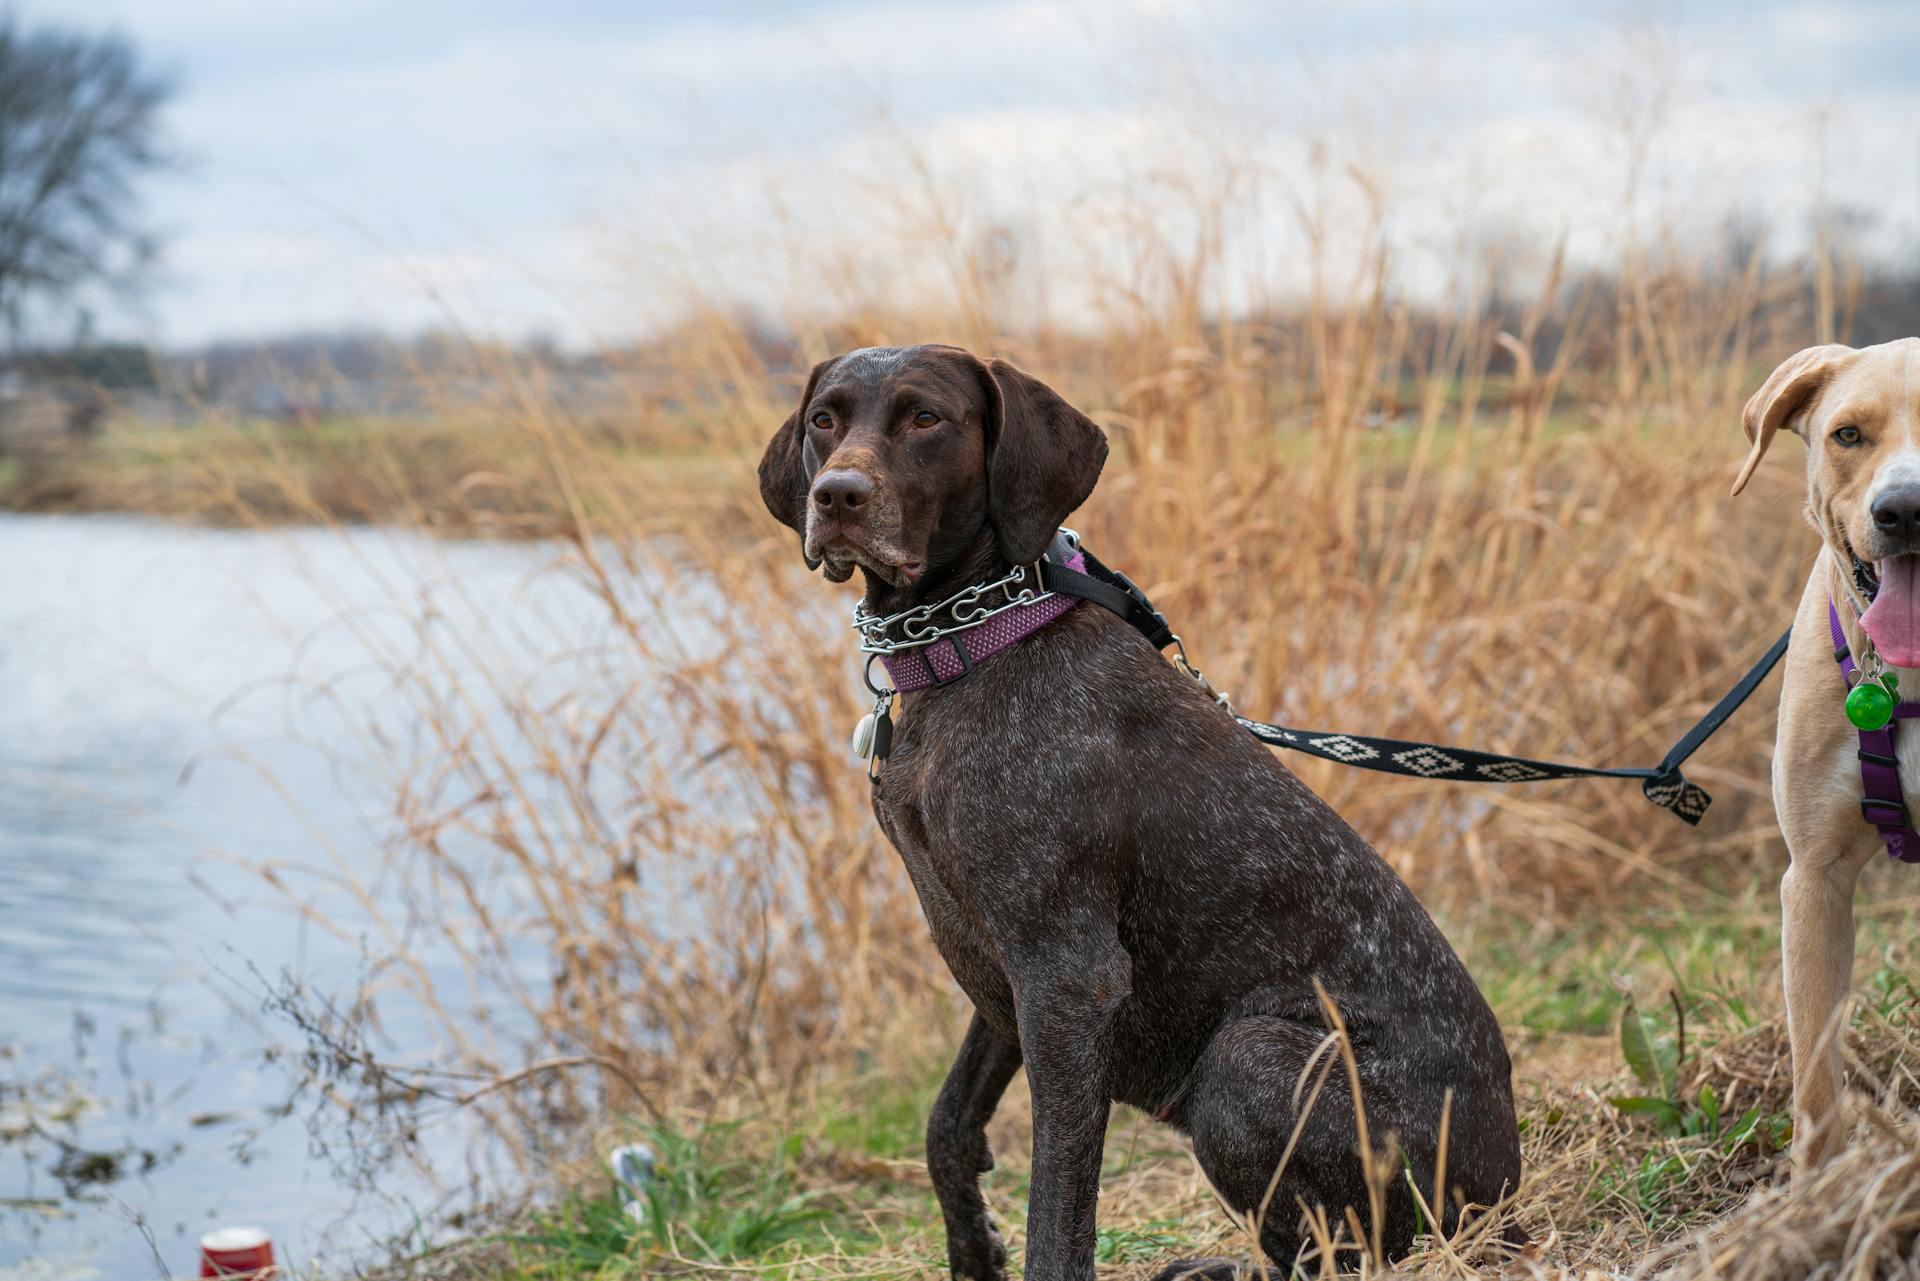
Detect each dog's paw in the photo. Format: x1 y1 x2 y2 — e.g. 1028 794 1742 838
1145 1258 1244 1281
947 1219 1008 1281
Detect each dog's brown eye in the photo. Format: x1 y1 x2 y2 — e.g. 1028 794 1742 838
1836 425 1862 445
810 413 832 431
912 410 940 427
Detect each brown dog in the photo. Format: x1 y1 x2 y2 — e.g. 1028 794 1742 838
1733 336 1920 1171
760 345 1521 1278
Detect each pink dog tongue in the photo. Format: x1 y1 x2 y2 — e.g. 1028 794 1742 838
1863 556 1920 668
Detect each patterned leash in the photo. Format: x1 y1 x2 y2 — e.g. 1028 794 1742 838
1044 543 1792 828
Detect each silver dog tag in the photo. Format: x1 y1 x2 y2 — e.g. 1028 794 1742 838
851 711 877 761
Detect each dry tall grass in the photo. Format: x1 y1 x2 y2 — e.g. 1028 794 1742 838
118 137 1916 1276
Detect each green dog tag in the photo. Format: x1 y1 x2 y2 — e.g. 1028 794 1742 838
1848 679 1896 731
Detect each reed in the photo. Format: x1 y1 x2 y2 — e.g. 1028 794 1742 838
123 128 1915 1277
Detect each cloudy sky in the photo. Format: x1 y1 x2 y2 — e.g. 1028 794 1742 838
40 0 1920 349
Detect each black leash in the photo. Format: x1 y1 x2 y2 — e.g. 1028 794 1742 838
1040 541 1792 827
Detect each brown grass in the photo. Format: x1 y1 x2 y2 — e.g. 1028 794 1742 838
47 117 1918 1277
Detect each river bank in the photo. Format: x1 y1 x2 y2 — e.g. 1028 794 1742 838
0 414 742 536
365 894 1920 1280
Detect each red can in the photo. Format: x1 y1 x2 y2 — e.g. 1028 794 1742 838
199 1226 276 1277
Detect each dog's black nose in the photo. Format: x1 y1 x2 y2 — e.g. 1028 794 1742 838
811 469 874 516
1873 486 1920 536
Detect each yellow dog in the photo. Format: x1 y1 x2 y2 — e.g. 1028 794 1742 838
1733 336 1920 1171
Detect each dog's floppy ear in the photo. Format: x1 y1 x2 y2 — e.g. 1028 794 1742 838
1732 344 1855 496
758 357 836 566
982 357 1108 564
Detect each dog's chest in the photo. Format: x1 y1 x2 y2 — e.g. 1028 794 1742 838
871 787 1018 1033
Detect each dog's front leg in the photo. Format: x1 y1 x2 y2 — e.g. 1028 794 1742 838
1008 931 1130 1281
1780 840 1874 1172
928 1012 1025 1281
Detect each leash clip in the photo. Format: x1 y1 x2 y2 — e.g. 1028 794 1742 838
1170 633 1233 715
855 655 897 780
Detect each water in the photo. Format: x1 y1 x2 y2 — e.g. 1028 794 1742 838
0 514 631 1279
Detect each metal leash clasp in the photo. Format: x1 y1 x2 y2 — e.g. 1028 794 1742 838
854 654 897 779
1169 633 1232 715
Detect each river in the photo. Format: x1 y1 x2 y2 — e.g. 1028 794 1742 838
0 514 637 1279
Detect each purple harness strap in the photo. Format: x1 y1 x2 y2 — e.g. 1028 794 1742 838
1829 600 1920 863
880 549 1087 693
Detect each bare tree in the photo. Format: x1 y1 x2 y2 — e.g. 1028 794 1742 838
0 15 171 338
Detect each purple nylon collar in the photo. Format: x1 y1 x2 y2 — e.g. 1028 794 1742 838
1829 599 1920 863
880 549 1086 692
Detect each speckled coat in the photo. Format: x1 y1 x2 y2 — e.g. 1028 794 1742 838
759 344 1521 1281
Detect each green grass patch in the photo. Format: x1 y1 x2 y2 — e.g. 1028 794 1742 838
814 1055 948 1161
1460 899 1780 1037
506 1124 837 1276
1095 1219 1186 1263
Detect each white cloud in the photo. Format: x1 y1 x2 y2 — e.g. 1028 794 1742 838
29 0 1920 347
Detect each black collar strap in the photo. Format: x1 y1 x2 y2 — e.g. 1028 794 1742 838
1036 535 1176 650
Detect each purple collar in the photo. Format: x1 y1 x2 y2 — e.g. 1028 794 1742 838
1829 599 1920 863
874 548 1087 693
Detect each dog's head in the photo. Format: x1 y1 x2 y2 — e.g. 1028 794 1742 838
1734 337 1920 662
757 344 1107 592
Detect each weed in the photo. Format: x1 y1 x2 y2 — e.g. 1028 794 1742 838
510 1124 829 1273
1095 1220 1186 1264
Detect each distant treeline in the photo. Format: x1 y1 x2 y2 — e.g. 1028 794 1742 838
6 243 1919 420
